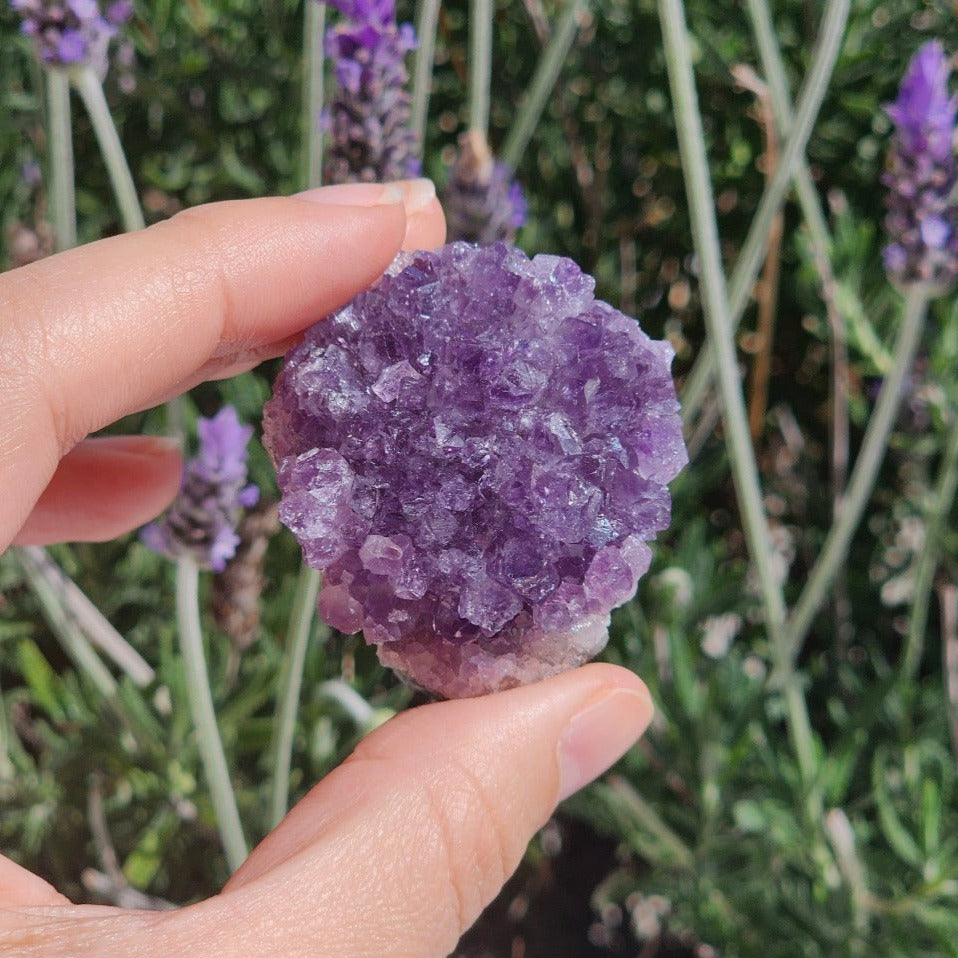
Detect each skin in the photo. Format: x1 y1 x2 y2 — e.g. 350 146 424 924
0 180 653 958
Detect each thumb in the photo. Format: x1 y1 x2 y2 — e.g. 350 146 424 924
172 664 652 958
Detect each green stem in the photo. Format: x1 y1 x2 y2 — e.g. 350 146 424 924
604 775 695 870
658 0 818 796
269 565 322 829
679 0 849 428
901 414 958 683
468 0 493 137
411 0 441 157
175 558 248 872
46 69 76 251
658 0 786 639
71 66 145 232
744 0 831 246
302 0 326 190
501 0 586 170
318 679 374 727
781 287 931 668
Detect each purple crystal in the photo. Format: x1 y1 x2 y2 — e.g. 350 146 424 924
264 243 687 697
10 0 132 72
141 407 259 573
883 41 958 290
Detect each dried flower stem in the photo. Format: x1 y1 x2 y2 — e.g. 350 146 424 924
780 286 931 669
46 68 76 251
501 0 586 171
175 557 248 872
658 0 819 801
901 413 958 683
734 66 783 442
14 547 118 702
19 546 154 686
468 0 493 137
302 0 326 190
72 65 144 232
938 582 958 768
679 0 849 429
410 0 440 156
269 564 322 829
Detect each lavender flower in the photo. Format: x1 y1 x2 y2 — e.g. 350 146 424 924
443 129 527 245
322 0 419 184
141 407 259 573
10 0 132 73
883 41 958 290
264 243 687 697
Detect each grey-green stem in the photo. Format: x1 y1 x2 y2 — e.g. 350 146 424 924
780 286 931 670
72 65 145 232
269 564 322 829
46 68 76 251
411 0 441 156
901 409 958 683
658 0 819 797
176 557 248 872
468 0 493 138
501 0 586 171
680 0 850 427
302 1 326 190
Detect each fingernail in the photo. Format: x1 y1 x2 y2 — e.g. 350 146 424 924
556 688 652 802
293 183 405 207
397 177 437 213
86 435 182 456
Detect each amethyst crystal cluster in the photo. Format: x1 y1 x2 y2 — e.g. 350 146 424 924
11 0 132 71
322 0 419 184
444 130 527 245
142 407 259 573
265 243 686 697
883 41 958 290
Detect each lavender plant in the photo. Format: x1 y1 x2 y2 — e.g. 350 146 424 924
142 407 259 573
883 40 958 292
11 0 131 73
142 405 258 871
322 0 419 184
443 130 527 244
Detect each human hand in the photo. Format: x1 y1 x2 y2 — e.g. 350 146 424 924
0 182 654 957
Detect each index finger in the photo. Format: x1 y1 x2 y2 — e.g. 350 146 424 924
0 181 445 549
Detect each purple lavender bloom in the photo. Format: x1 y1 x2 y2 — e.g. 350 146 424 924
10 0 132 72
322 0 419 184
883 41 958 290
141 407 259 573
443 129 527 245
264 243 687 697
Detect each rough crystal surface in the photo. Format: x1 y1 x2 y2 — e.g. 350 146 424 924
264 242 687 697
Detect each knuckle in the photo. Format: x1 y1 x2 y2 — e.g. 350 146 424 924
419 758 519 936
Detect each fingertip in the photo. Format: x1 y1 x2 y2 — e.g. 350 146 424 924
13 436 183 546
402 196 447 251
